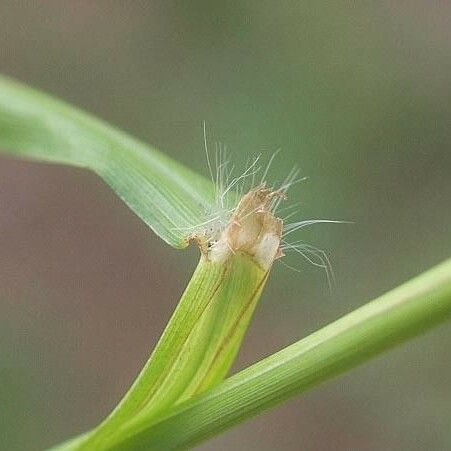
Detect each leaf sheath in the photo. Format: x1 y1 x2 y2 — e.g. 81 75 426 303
76 252 271 450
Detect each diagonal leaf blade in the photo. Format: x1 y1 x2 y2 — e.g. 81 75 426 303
0 75 213 247
108 258 451 450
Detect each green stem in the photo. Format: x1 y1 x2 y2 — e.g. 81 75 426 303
110 258 451 450
75 252 270 450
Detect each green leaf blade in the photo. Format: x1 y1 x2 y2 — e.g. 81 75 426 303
0 75 213 247
112 258 451 450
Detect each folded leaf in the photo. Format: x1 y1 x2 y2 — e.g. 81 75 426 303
0 75 213 247
66 187 283 450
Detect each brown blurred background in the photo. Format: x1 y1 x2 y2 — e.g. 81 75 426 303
0 2 450 450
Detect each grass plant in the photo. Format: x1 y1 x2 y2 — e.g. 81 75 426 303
1 75 450 450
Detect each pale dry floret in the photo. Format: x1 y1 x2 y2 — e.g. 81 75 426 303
207 186 283 270
184 126 345 285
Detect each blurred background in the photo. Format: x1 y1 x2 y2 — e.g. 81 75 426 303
0 2 450 450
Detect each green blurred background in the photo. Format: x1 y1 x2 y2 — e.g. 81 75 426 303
0 2 450 450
